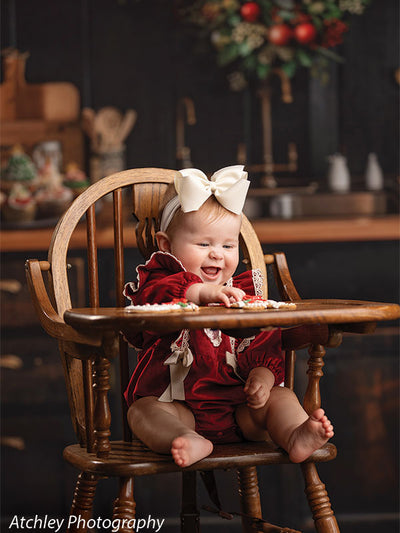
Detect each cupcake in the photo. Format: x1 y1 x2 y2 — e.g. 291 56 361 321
2 183 37 223
35 183 73 218
63 162 90 197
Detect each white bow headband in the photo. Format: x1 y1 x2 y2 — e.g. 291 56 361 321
160 165 249 232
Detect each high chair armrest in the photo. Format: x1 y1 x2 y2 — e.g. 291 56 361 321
271 252 301 302
25 259 101 347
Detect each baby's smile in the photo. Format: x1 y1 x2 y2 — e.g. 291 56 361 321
201 266 221 281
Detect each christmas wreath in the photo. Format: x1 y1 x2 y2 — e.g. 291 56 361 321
177 0 371 89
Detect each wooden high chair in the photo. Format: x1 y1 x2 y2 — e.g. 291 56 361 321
26 168 395 533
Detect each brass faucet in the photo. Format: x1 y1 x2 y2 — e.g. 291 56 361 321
176 97 196 168
247 68 297 187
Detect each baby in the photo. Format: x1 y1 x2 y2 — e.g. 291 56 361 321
122 166 333 467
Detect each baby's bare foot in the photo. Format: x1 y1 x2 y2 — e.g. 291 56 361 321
171 432 213 467
287 408 334 463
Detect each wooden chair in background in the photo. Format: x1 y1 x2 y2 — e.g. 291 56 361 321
26 168 342 533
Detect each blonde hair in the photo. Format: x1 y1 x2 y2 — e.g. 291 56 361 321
158 182 241 238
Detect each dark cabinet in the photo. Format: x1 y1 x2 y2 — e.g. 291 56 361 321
0 253 84 522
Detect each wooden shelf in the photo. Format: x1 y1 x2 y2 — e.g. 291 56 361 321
1 203 399 252
251 215 400 244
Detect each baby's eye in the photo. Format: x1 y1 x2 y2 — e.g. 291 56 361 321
223 244 235 249
197 243 209 247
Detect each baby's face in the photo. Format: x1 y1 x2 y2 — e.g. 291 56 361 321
168 209 241 285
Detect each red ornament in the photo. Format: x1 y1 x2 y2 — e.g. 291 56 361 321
268 24 293 46
294 22 317 44
240 2 261 22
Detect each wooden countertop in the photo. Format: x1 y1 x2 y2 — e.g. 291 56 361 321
1 209 399 252
252 215 400 244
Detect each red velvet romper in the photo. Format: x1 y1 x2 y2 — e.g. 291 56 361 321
122 252 284 444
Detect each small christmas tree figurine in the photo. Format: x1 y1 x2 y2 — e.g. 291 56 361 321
2 145 37 188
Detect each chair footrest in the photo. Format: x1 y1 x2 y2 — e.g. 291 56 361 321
63 439 337 476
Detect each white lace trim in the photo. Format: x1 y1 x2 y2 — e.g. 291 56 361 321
171 329 190 352
204 328 222 347
252 268 264 296
229 336 236 353
237 336 255 353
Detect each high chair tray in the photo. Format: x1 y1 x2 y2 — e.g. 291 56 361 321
64 299 400 335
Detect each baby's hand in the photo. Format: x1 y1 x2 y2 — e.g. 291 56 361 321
187 283 245 307
204 285 245 307
244 369 273 409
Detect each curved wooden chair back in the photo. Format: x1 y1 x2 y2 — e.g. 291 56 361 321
45 168 268 445
49 168 267 316
26 167 342 533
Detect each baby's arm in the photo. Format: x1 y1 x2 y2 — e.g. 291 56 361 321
186 283 245 307
244 366 275 409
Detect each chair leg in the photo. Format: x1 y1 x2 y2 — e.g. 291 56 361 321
237 466 262 533
181 471 200 533
113 477 136 532
67 472 98 532
301 463 340 533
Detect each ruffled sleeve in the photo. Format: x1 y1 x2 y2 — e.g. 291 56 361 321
123 251 202 305
236 329 284 386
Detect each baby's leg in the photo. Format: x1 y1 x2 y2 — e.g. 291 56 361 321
127 396 213 467
236 387 333 463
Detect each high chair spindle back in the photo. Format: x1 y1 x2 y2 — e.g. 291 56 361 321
26 167 341 533
47 168 269 445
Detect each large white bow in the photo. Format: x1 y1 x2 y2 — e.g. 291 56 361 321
175 165 249 215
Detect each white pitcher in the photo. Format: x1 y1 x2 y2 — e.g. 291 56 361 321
327 153 351 192
365 152 384 191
